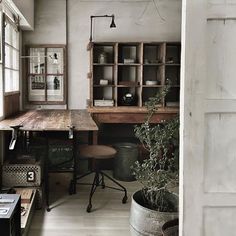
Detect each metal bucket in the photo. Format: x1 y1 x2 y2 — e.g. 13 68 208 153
130 190 178 236
113 142 139 181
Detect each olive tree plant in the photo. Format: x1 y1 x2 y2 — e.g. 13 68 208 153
132 85 179 212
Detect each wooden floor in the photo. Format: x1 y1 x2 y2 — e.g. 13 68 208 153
29 172 142 236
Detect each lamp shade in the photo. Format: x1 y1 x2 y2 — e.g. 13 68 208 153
110 16 116 28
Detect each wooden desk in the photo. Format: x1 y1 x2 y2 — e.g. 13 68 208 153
87 107 178 124
0 109 98 131
0 110 98 211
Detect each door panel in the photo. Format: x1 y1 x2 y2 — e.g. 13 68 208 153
182 0 236 235
205 113 236 193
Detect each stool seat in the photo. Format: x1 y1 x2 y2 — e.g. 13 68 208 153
79 145 117 159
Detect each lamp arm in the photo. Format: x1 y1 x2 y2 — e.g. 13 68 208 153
91 15 113 18
89 14 115 43
89 16 93 42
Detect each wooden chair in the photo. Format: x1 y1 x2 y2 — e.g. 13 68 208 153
75 145 128 212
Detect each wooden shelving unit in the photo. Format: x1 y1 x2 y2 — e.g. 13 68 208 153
89 42 180 108
88 42 180 123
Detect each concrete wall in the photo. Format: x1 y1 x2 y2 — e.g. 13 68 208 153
23 0 181 109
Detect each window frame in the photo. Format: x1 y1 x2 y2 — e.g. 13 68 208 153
26 44 67 105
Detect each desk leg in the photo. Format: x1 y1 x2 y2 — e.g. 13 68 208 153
69 132 77 195
45 136 51 211
88 131 98 145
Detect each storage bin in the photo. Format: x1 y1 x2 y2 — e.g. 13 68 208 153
2 160 42 187
113 142 139 181
48 139 73 171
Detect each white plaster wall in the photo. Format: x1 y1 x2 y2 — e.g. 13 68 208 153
13 0 34 30
23 0 66 44
23 0 181 109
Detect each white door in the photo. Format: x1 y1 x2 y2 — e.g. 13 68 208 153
181 0 236 235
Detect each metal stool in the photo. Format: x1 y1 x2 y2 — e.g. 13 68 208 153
75 145 128 213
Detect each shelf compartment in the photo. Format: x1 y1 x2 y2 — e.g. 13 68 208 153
117 87 140 106
165 87 180 107
118 65 141 86
142 87 163 106
142 85 162 88
166 43 181 64
93 85 115 87
165 65 180 86
93 86 115 101
118 63 141 66
143 63 164 66
143 43 164 64
118 43 141 64
93 63 115 66
93 44 115 64
93 65 114 85
143 65 164 86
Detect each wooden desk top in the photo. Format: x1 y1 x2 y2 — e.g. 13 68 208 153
0 110 98 132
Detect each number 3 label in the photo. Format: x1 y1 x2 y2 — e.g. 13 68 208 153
27 171 35 182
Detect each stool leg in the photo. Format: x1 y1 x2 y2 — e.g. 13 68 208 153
87 172 99 213
101 171 128 204
101 173 105 189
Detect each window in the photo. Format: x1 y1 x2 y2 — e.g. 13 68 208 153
4 14 20 93
26 45 66 104
0 11 3 118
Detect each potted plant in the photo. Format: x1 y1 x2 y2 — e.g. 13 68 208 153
130 85 179 236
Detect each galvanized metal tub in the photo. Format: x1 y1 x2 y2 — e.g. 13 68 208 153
130 190 178 236
113 143 139 181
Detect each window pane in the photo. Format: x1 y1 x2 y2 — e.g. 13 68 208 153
5 69 12 92
12 28 19 49
29 48 45 74
5 22 11 44
47 48 64 74
12 49 19 70
5 45 11 68
28 75 45 101
4 19 20 93
12 70 19 91
47 75 64 101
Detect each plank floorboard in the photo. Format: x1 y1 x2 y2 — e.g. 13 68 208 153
29 172 141 236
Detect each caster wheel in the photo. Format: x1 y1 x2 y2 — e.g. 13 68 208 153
122 195 128 204
46 207 51 212
87 204 92 213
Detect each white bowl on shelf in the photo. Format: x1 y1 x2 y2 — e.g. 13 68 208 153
145 80 158 85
